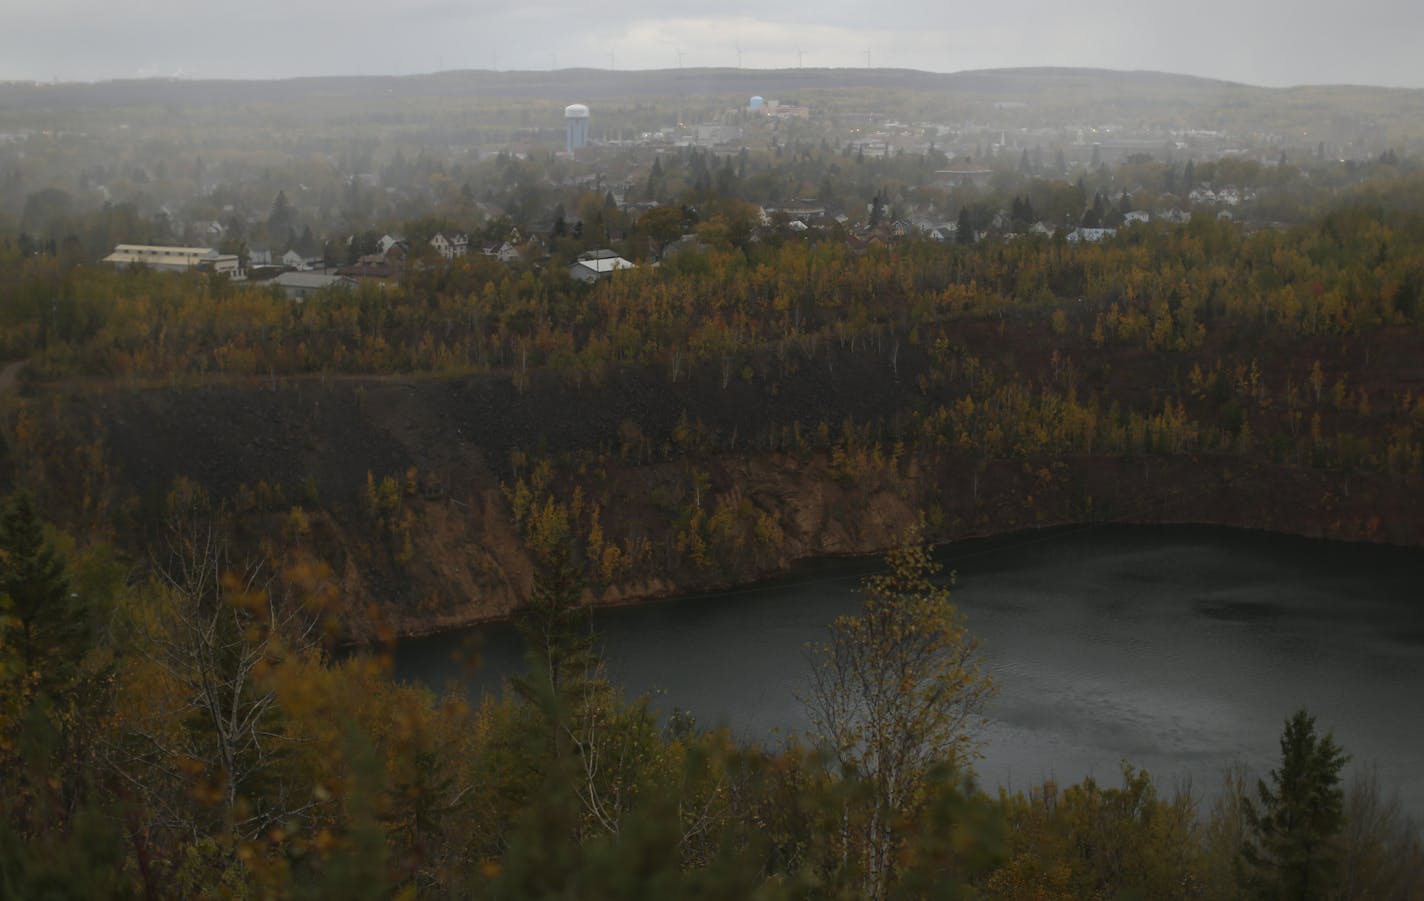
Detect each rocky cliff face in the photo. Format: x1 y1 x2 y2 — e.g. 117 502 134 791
316 448 1418 638
21 358 1423 639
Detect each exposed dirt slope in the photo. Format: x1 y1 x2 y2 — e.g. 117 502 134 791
27 343 1415 638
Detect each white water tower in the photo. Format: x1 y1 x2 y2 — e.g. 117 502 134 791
565 103 590 154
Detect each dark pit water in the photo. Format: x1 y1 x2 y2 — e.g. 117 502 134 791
394 525 1424 815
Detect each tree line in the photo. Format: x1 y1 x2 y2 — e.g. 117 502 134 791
3 499 1420 898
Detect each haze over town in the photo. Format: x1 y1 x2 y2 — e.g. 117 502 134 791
4 0 1424 88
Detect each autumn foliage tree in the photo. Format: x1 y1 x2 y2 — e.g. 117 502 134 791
805 528 994 899
132 480 329 853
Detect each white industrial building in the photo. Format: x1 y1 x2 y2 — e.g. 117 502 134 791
102 244 244 279
569 249 634 283
270 272 357 300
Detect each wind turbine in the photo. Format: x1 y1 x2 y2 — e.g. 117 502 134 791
736 43 743 69
676 48 685 69
797 48 806 68
865 47 872 69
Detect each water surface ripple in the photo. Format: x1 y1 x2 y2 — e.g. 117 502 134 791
395 525 1424 815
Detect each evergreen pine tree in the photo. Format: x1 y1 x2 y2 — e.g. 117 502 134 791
0 493 88 695
957 206 974 244
510 545 598 723
268 189 293 232
1243 710 1350 900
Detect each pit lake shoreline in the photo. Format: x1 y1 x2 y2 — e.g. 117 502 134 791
371 517 1424 643
393 523 1424 817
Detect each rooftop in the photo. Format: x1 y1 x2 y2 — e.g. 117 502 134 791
573 257 635 275
103 244 219 266
272 272 354 290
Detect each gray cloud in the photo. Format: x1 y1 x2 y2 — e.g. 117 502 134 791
2 0 1421 86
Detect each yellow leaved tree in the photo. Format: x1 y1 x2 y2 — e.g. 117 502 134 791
804 526 994 899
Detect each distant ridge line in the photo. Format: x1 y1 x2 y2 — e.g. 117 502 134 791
0 66 1417 111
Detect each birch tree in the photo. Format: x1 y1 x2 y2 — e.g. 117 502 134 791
805 529 993 899
132 480 324 844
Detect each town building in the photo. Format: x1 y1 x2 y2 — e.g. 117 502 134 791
570 249 635 284
935 163 995 188
430 232 469 260
102 244 244 279
270 272 356 300
1065 227 1117 244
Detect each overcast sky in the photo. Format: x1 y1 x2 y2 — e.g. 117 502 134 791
3 0 1422 88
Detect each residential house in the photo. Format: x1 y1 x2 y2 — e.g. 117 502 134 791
430 232 469 260
484 241 522 265
1065 227 1117 244
776 201 827 223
